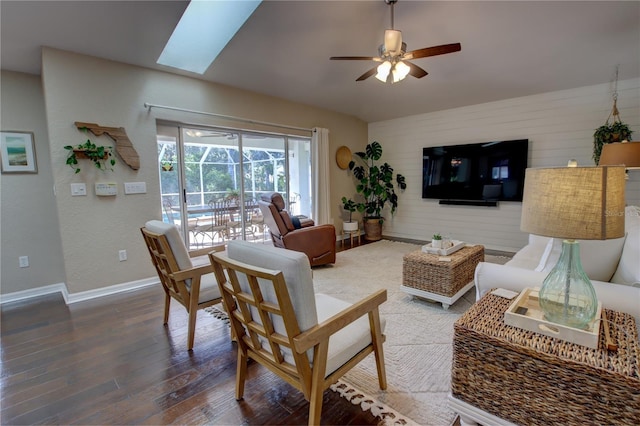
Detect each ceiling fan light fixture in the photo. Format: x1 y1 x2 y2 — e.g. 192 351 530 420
384 29 403 55
375 61 392 82
392 60 410 82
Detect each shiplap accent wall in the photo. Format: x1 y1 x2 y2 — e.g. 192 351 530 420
368 78 640 252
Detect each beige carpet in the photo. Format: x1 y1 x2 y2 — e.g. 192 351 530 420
312 240 510 426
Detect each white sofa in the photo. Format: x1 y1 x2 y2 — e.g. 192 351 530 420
475 205 640 325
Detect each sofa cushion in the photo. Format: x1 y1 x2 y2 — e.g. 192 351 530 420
506 234 552 270
611 206 640 285
535 235 626 282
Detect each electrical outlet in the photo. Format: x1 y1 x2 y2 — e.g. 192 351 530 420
118 250 127 261
19 256 29 268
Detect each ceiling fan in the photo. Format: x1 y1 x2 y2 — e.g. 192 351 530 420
330 0 461 83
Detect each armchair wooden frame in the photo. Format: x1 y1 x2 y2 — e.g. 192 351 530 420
209 251 387 425
141 226 224 350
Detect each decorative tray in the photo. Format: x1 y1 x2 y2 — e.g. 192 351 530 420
504 288 602 349
421 240 465 255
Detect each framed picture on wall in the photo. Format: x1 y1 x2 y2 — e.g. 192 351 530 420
1 131 38 174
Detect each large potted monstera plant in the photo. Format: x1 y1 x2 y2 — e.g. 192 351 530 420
345 141 406 241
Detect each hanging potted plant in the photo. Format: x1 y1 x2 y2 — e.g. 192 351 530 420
593 105 633 164
593 69 634 164
347 141 406 241
341 197 359 232
64 139 116 174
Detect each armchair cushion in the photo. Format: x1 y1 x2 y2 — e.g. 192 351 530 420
315 293 386 376
225 241 385 375
280 210 296 231
144 220 192 270
227 240 318 333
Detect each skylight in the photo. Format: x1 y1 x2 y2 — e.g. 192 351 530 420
157 0 262 74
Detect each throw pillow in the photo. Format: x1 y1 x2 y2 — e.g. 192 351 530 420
538 235 626 282
611 206 640 285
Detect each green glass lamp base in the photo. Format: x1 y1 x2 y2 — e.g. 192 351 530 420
538 239 598 330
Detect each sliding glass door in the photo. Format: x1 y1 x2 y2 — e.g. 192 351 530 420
157 123 311 248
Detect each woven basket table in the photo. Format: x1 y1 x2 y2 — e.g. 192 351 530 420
450 292 640 426
401 244 484 310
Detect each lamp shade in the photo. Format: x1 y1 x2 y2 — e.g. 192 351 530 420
598 141 640 168
520 166 626 240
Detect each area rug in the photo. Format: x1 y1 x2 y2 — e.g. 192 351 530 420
207 240 511 425
312 240 510 426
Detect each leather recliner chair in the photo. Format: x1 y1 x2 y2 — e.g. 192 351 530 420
258 192 336 266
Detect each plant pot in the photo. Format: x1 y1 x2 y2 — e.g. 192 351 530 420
343 221 359 232
363 218 382 241
73 149 108 160
432 239 442 249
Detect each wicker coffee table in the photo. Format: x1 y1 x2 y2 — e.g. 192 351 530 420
449 292 640 426
401 244 484 310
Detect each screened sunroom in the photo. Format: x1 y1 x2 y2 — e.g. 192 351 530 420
157 125 312 248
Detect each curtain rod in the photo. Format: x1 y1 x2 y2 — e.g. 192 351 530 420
144 102 313 133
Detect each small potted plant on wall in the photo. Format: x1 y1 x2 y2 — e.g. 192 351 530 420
64 139 116 174
346 140 406 241
341 197 359 232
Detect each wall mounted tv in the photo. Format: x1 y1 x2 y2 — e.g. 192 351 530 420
422 139 529 204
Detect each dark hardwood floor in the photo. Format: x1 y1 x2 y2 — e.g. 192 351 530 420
0 241 380 425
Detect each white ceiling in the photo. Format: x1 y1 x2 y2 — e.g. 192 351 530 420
1 1 639 123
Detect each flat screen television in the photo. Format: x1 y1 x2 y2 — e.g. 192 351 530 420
422 139 529 203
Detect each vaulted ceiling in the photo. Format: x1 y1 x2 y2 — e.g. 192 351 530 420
2 1 638 122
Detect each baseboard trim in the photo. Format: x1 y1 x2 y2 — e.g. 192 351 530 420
1 277 159 306
65 277 159 304
0 283 68 305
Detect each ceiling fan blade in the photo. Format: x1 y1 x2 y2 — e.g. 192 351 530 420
405 43 461 60
330 56 379 61
405 61 428 79
356 67 378 81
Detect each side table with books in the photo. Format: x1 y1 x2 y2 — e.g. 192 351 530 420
449 291 640 426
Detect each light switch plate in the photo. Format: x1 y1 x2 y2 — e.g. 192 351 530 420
95 182 117 196
124 182 146 194
70 183 87 196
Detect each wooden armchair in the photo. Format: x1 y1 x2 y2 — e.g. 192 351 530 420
208 240 387 425
141 220 223 350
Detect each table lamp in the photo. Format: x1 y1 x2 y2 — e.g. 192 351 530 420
520 165 626 329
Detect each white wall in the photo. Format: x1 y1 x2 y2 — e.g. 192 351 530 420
368 78 640 252
1 71 66 294
3 48 637 298
1 48 367 300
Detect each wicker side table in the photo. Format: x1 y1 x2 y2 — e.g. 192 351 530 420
401 245 484 309
449 292 640 426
